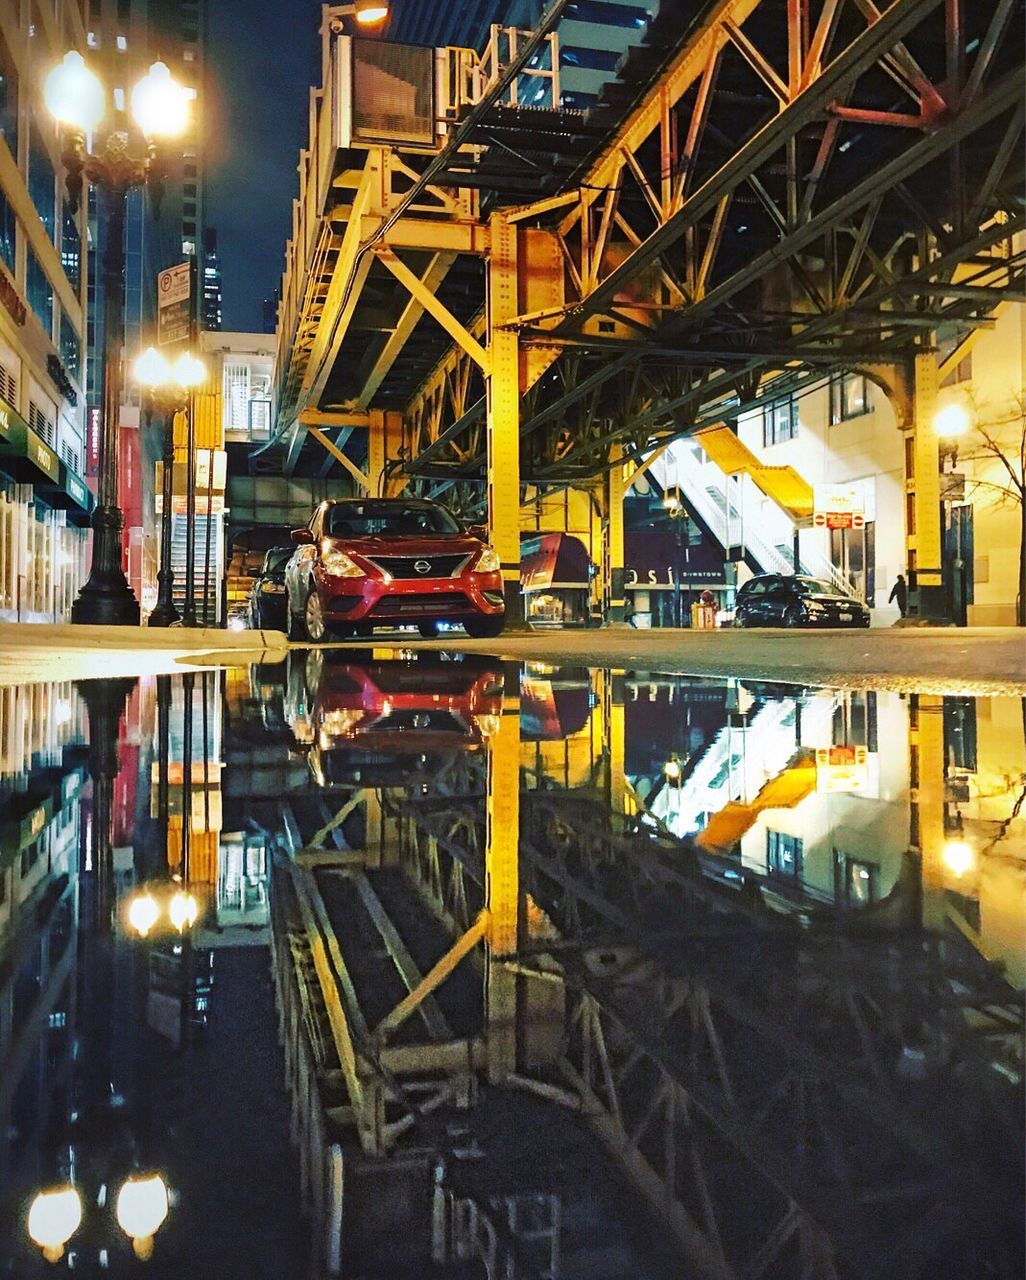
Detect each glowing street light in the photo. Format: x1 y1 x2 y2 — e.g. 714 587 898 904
933 403 970 439
942 839 974 878
27 1185 82 1264
127 892 160 938
169 890 199 933
46 51 193 626
115 1174 170 1260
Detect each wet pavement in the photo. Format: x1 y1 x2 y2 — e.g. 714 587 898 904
0 655 1023 1279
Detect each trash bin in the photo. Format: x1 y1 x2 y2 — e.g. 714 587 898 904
690 602 717 630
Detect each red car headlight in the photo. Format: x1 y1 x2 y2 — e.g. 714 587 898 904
474 546 500 573
321 550 364 578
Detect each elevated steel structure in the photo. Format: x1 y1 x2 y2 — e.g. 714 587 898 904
269 0 1024 618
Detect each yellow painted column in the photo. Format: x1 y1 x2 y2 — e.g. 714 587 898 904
605 669 626 816
910 695 947 929
367 409 385 497
906 354 947 619
487 213 525 627
485 677 521 1082
606 447 626 624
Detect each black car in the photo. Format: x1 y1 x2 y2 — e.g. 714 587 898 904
247 546 294 629
735 574 870 629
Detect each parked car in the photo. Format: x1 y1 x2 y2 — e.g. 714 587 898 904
735 574 870 629
247 546 293 630
284 498 506 641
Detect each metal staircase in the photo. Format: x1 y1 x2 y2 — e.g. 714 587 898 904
169 513 223 625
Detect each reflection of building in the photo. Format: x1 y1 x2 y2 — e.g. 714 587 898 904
0 682 87 1214
0 2 93 620
201 227 222 331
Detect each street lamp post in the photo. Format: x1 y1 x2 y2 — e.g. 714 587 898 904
134 348 206 627
44 52 191 627
663 491 690 628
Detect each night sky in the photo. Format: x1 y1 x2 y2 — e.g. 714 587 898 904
204 0 322 332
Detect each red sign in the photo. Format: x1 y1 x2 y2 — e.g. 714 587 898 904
86 408 101 476
813 512 865 531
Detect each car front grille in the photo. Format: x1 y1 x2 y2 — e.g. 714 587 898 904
363 553 471 579
371 592 474 616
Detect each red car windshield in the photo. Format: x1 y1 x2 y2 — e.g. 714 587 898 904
326 502 461 538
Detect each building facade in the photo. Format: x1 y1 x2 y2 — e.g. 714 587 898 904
0 0 93 623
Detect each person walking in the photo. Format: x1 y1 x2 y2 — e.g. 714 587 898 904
889 573 908 617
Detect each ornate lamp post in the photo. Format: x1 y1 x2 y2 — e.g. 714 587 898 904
44 52 191 626
134 347 207 627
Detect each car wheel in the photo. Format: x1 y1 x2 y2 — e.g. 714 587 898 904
417 621 441 639
783 605 802 628
464 615 505 639
304 588 330 643
735 609 748 628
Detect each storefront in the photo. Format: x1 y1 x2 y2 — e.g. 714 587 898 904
0 401 90 622
521 533 593 627
624 526 725 627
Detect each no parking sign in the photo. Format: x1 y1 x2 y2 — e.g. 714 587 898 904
157 262 192 345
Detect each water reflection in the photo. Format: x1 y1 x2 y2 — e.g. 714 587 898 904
0 661 1023 1278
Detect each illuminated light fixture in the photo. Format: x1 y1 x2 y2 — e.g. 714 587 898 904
942 839 974 878
115 1174 169 1260
168 890 199 932
663 757 682 783
43 51 105 131
27 1185 82 1263
130 61 190 139
127 892 160 938
134 345 171 388
354 0 389 22
663 494 682 513
172 352 206 388
933 403 970 439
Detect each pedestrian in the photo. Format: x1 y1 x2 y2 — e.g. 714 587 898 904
889 573 907 617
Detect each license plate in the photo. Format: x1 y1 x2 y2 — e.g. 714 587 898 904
838 612 851 621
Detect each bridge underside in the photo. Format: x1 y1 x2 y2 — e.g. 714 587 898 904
268 0 1024 617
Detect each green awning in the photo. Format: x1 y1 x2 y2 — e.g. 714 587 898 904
40 460 94 525
0 400 61 485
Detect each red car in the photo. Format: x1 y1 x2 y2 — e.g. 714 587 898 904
283 498 506 641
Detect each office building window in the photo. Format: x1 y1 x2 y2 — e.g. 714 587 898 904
0 186 14 272
28 125 57 242
766 830 803 879
834 851 876 906
61 201 81 292
830 373 871 423
60 313 81 382
0 28 17 157
26 247 53 336
763 397 798 447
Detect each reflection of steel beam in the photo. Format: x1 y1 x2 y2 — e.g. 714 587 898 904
374 912 487 1043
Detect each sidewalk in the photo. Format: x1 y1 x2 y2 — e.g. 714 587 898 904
0 622 288 687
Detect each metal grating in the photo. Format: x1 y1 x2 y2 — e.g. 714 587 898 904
352 39 435 146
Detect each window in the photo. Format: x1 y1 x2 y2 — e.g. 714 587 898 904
28 399 55 446
223 360 251 432
184 183 197 197
116 34 127 51
0 27 17 157
59 313 81 383
60 440 80 473
766 830 803 878
830 373 871 423
0 185 15 272
561 46 623 72
834 852 875 906
28 125 57 243
941 351 972 387
26 247 53 336
61 201 80 291
0 338 18 407
763 397 798 447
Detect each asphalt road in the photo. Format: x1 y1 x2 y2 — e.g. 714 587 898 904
342 624 1026 694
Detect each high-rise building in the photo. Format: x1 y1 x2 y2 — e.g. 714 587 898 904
202 225 222 330
261 290 278 336
0 0 93 621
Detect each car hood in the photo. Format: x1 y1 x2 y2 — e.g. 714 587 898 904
324 534 484 558
804 593 865 607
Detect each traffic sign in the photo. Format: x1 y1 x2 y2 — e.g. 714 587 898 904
157 262 192 345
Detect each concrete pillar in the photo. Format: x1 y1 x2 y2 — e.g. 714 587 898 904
906 354 947 620
485 673 520 1082
486 214 525 627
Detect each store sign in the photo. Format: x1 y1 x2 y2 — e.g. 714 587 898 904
940 472 966 502
157 262 192 345
87 408 101 476
813 484 865 530
815 745 869 793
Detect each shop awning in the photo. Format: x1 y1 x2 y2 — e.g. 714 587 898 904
625 527 724 587
520 533 592 592
521 677 592 740
39 460 95 526
0 401 61 485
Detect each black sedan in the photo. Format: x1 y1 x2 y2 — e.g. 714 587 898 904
247 547 294 630
735 574 870 628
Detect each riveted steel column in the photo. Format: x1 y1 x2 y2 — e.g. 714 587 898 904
910 695 946 929
487 214 525 627
485 673 521 1082
906 354 947 620
368 410 386 497
606 447 626 624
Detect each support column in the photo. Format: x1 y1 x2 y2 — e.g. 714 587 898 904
487 214 525 628
906 354 947 621
605 447 626 625
485 672 520 1083
368 410 385 498
910 694 947 929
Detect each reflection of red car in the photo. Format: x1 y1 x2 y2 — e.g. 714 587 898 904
284 498 506 641
299 655 504 785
